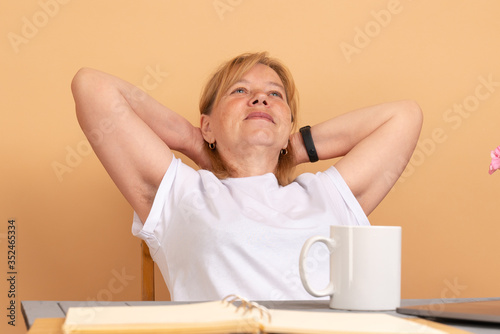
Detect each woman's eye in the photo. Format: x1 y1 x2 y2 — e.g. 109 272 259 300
270 91 283 98
232 88 246 94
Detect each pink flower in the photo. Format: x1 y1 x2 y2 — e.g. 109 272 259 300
489 145 500 175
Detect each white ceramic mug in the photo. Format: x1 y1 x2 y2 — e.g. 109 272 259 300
299 225 401 311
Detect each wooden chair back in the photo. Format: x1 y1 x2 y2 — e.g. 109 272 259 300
141 240 155 301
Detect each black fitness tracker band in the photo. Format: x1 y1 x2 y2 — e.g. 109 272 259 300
300 125 319 163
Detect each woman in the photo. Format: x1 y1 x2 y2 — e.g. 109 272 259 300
71 52 422 301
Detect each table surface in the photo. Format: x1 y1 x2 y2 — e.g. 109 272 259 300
22 298 500 334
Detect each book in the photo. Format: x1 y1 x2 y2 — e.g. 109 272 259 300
61 295 465 334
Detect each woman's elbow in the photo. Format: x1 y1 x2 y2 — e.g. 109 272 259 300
71 67 114 128
71 67 101 99
398 99 423 131
71 68 115 114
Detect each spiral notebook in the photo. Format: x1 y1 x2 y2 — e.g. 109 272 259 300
62 295 467 334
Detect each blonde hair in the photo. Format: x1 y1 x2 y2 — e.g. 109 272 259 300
199 52 299 186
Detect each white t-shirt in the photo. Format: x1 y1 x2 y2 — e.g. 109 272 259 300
132 156 370 301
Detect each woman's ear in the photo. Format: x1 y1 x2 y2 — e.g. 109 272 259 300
200 114 214 143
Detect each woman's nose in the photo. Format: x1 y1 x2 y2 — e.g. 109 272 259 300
251 93 268 106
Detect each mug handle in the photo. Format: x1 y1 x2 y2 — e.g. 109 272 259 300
299 236 335 297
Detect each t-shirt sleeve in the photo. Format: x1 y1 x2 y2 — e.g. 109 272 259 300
320 166 370 226
131 156 182 256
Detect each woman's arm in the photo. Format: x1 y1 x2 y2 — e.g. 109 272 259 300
291 100 423 215
71 68 209 222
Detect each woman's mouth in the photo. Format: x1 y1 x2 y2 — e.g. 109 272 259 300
245 112 274 123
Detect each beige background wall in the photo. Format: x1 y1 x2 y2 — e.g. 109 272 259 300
2 0 500 332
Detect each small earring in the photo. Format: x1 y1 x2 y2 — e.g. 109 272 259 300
209 142 216 150
280 148 288 155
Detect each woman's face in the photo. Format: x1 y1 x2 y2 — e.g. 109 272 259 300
201 63 292 156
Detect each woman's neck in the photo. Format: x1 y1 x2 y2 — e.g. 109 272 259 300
219 145 280 178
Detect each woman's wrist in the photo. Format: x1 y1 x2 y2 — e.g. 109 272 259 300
290 131 312 165
179 126 212 170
